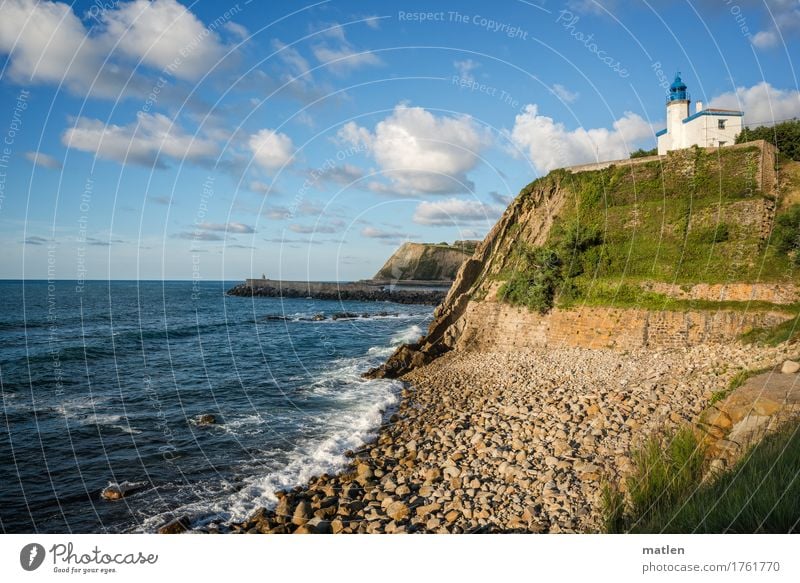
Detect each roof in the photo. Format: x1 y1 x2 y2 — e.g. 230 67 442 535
683 108 744 123
655 128 667 137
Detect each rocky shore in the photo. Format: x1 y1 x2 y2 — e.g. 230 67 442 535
221 342 791 534
226 283 446 305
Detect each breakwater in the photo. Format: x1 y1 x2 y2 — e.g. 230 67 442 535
226 279 449 305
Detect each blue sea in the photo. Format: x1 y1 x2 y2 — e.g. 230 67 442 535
0 280 431 533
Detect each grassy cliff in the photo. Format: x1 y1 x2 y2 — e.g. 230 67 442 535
373 241 478 281
495 143 798 314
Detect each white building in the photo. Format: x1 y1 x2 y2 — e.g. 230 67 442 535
656 73 743 155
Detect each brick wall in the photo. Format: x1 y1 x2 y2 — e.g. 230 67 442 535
455 302 792 352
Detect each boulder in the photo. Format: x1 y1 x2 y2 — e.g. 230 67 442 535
158 516 191 534
292 500 312 526
195 414 218 426
781 360 800 374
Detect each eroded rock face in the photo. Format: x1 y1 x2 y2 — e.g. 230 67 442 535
366 175 568 379
700 364 800 470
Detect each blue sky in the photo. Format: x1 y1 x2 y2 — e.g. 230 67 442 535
1 0 799 280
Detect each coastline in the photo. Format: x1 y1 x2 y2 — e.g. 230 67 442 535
211 342 791 534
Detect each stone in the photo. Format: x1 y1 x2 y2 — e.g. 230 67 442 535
423 467 442 482
781 360 800 374
158 516 190 534
100 485 124 501
386 501 410 522
292 500 312 526
195 414 218 426
307 517 332 534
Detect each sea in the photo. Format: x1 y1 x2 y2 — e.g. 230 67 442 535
0 280 432 533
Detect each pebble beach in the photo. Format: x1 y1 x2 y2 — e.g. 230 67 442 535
225 343 791 534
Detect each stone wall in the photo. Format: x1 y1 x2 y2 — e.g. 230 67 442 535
455 301 792 353
641 282 799 305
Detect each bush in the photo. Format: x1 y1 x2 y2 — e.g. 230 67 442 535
499 245 563 314
736 119 800 161
771 205 800 264
630 147 657 159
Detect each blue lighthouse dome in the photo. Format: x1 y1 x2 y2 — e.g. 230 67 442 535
668 72 688 101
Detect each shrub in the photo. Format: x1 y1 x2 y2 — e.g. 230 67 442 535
498 245 563 314
630 147 657 159
737 119 800 161
771 205 800 265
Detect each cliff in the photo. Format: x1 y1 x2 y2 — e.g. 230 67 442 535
369 141 800 378
372 241 479 282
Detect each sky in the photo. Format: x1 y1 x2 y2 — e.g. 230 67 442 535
0 0 799 281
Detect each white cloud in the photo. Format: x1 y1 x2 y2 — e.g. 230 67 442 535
99 0 226 80
272 39 311 77
62 112 218 167
312 23 381 73
338 105 489 195
24 151 62 170
290 223 339 234
752 30 779 49
709 82 800 126
0 0 231 98
224 21 249 41
552 84 579 103
197 222 255 234
413 198 503 226
454 59 479 84
249 129 295 171
361 226 409 239
509 104 653 173
321 164 365 185
749 0 800 50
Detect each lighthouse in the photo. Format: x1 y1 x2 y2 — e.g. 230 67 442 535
656 73 744 155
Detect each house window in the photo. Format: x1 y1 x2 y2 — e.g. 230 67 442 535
718 119 727 130
718 141 727 147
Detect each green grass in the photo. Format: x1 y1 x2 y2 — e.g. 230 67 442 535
498 146 798 313
604 420 800 533
741 314 800 346
602 428 706 533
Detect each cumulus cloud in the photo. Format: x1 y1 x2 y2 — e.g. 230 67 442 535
338 105 489 195
197 222 255 234
248 129 295 171
749 0 800 50
312 23 382 73
509 104 653 173
99 0 226 80
25 151 62 170
413 198 503 226
62 112 218 167
709 82 800 126
0 0 232 99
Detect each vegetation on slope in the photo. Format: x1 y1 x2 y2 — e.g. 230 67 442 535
736 119 800 161
603 420 800 533
498 145 798 313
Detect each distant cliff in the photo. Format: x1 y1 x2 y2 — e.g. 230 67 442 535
372 241 478 282
369 141 800 378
